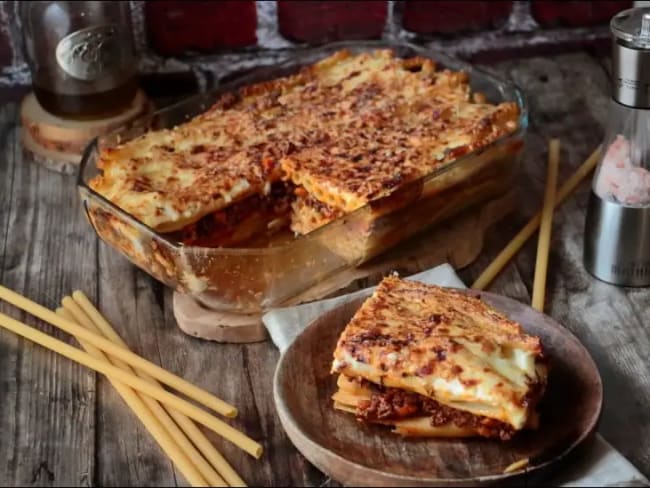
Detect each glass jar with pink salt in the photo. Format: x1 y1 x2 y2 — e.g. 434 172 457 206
593 94 650 207
594 134 650 206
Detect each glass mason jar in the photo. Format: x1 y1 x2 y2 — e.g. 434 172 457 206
20 1 138 119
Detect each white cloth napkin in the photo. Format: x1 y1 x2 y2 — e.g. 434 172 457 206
262 264 649 487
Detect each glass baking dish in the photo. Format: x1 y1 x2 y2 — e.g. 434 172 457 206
78 41 528 313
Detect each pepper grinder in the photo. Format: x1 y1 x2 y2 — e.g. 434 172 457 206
584 7 650 286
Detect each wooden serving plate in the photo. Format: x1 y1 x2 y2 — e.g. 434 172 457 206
273 291 603 486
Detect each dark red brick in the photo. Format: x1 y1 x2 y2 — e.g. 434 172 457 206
145 1 257 56
278 1 387 44
531 1 632 28
402 1 513 35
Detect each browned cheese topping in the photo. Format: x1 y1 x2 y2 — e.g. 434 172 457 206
90 49 520 240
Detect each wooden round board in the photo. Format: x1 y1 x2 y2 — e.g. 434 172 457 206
273 290 603 487
20 90 151 174
172 292 267 343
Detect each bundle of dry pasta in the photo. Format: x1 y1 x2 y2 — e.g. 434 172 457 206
0 285 258 487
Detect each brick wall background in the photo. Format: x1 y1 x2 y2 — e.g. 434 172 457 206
0 0 633 97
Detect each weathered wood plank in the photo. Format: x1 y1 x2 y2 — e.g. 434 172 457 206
94 234 331 485
0 109 97 486
454 52 609 290
0 104 22 487
94 248 179 486
460 52 608 297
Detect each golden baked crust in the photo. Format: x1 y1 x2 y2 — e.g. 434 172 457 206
90 49 519 238
331 276 547 430
281 101 519 213
90 111 275 233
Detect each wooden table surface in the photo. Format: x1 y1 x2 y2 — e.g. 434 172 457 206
1 51 649 487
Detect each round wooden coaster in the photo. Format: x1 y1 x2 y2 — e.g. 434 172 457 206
20 89 151 174
172 292 268 344
20 128 82 175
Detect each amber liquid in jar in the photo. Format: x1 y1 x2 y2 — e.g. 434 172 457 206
33 76 137 119
21 1 138 119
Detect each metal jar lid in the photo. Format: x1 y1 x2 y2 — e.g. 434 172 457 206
611 7 650 108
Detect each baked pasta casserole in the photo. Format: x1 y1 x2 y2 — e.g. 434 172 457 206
331 276 548 439
89 49 520 248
